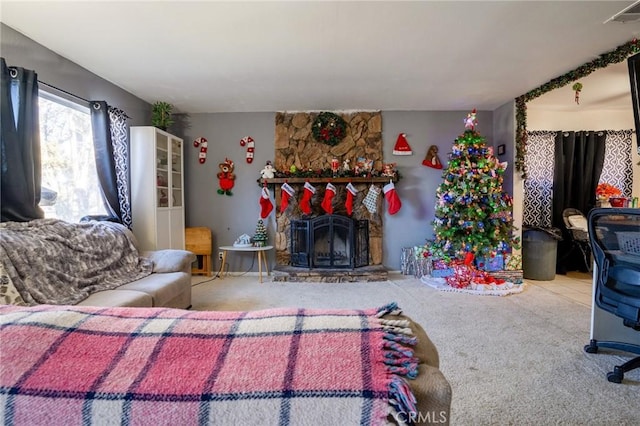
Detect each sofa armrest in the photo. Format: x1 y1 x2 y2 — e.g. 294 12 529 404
141 250 196 274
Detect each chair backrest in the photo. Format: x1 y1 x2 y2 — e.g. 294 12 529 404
588 208 640 329
563 208 589 241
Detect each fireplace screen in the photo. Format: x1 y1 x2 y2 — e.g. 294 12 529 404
290 215 369 269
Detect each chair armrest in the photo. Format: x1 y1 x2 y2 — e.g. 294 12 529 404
141 250 197 273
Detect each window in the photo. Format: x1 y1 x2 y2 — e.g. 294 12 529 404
38 93 107 222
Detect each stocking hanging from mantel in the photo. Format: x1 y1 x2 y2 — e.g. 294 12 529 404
280 182 295 213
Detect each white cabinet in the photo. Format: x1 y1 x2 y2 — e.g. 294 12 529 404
130 126 185 250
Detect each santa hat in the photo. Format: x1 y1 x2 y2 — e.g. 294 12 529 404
393 133 413 156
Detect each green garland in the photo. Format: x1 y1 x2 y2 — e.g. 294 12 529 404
312 112 347 146
515 38 640 178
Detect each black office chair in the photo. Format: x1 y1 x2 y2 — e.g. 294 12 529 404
584 208 640 383
562 208 592 273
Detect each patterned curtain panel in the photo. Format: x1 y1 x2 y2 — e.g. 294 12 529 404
598 130 633 198
523 131 555 228
108 106 132 228
524 129 633 229
89 102 131 227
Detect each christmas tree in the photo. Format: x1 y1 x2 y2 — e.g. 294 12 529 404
432 110 520 262
253 219 268 247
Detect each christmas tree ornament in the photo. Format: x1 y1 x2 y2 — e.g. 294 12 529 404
422 145 443 169
383 181 402 215
321 182 337 214
299 181 316 215
345 182 358 216
464 109 478 130
392 133 413 155
193 137 208 164
362 184 381 214
216 158 235 196
259 186 273 219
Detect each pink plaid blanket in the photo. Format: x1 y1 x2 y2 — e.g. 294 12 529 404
0 303 419 425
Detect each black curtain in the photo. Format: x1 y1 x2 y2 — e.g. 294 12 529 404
0 58 44 222
553 130 606 272
89 101 125 224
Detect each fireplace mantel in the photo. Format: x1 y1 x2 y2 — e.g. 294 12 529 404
262 177 396 185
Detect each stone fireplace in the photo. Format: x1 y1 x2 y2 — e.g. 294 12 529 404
290 215 369 269
268 111 389 282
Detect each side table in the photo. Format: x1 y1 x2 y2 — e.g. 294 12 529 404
218 245 273 283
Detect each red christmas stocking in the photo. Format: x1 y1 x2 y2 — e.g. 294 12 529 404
345 182 358 216
259 187 273 219
280 182 295 213
383 181 402 215
299 181 316 215
321 183 336 214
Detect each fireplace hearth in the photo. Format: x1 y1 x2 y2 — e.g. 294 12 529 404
290 215 369 269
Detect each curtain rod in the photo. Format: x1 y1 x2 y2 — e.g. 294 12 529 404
38 80 131 119
38 80 91 105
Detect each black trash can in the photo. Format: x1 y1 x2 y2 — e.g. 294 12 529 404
522 228 562 281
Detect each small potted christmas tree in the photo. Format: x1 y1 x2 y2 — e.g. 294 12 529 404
253 219 268 247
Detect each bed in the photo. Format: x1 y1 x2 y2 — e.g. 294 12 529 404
0 302 451 425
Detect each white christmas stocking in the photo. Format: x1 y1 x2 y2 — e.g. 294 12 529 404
362 184 381 214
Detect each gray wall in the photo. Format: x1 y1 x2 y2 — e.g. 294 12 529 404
1 24 151 125
492 101 515 195
2 23 508 272
183 111 494 271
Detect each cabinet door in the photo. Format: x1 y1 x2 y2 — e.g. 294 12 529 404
156 210 172 249
170 137 183 208
155 133 170 208
170 208 185 249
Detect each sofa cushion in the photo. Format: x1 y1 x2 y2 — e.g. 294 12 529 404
141 250 197 273
117 271 189 307
77 290 153 307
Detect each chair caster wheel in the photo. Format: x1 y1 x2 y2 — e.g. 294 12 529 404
607 368 623 384
584 340 598 354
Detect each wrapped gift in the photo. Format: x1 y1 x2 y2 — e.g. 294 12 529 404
504 254 522 271
475 254 504 272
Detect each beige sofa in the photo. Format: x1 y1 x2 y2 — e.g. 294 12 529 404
77 249 195 309
0 219 195 309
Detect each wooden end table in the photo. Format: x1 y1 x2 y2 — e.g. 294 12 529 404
218 245 273 283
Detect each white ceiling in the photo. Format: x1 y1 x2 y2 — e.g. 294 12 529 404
2 1 640 113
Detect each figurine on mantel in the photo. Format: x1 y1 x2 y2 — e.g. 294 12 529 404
343 158 351 171
260 161 275 179
382 163 397 177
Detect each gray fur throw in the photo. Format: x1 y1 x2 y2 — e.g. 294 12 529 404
0 219 153 305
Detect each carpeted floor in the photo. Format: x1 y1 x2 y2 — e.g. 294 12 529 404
191 273 639 425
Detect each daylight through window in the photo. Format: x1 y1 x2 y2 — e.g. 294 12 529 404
39 94 107 222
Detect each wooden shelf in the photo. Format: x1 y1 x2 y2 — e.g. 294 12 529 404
262 177 396 184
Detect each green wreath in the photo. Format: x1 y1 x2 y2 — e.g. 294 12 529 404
312 112 347 146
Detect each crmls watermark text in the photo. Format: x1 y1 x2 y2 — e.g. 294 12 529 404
394 410 448 424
